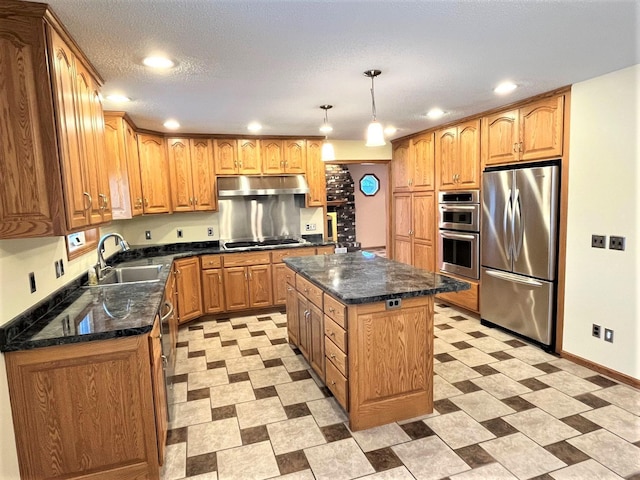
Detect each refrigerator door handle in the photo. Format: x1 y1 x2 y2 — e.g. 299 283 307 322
513 188 524 260
485 269 544 287
503 189 512 261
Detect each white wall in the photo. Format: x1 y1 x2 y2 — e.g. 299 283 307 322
563 64 639 379
332 140 391 161
347 164 389 248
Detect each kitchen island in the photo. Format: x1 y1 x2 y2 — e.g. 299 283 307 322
283 251 469 431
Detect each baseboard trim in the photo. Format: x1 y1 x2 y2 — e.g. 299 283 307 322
560 351 640 389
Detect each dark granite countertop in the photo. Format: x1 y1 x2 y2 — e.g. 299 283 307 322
283 252 470 305
0 239 333 352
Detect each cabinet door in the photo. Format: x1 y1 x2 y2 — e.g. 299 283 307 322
124 121 144 215
413 192 434 246
394 238 413 266
104 115 132 219
224 267 250 311
457 119 480 189
165 267 178 367
305 140 326 207
392 140 411 191
272 263 288 306
285 283 299 345
484 110 519 166
413 242 434 271
238 139 262 174
138 134 172 213
149 317 168 465
411 133 435 191
393 192 412 240
520 96 564 161
175 257 203 324
262 139 285 174
284 139 306 174
88 81 111 223
50 30 89 230
248 264 273 308
168 138 194 212
202 268 225 314
297 292 310 359
309 302 325 381
213 139 238 174
436 127 458 189
191 139 216 211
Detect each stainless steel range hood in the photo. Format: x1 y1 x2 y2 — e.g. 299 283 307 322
217 175 309 197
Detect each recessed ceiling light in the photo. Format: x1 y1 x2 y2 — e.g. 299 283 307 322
247 122 262 132
427 108 445 119
143 55 175 69
105 94 131 103
494 81 518 95
163 119 180 130
384 126 398 135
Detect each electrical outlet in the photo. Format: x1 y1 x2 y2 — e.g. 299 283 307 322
385 298 402 309
591 235 606 248
145 230 152 240
207 227 214 236
609 236 625 251
177 229 183 238
604 328 614 343
29 272 36 293
59 258 64 276
54 261 61 278
305 223 316 231
592 324 601 338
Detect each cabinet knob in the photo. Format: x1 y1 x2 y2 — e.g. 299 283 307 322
194 197 198 205
513 143 518 153
330 331 335 337
330 381 336 386
519 141 523 152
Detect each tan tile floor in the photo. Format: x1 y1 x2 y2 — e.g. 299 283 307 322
161 304 640 480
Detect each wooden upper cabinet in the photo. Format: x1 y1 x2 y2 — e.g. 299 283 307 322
484 95 564 166
436 119 480 190
411 132 435 190
392 140 411 191
167 139 194 212
238 139 262 174
168 138 216 212
305 140 326 207
284 139 306 174
125 122 144 215
138 133 172 214
262 139 285 174
520 96 564 161
191 139 216 210
213 139 238 175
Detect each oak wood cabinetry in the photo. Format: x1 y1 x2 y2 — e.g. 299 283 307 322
223 252 273 311
0 3 112 238
292 274 325 380
213 138 262 175
201 255 225 313
393 191 435 271
174 256 203 324
237 139 262 174
305 140 327 207
104 113 144 218
149 315 168 465
272 247 317 305
435 119 480 190
262 139 306 174
167 138 217 212
436 277 479 312
5 333 162 479
285 275 300 345
483 96 564 166
392 133 435 192
138 133 172 214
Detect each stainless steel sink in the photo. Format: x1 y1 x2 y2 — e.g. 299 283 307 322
96 265 163 286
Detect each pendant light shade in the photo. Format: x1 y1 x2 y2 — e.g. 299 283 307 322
319 105 336 161
364 69 386 147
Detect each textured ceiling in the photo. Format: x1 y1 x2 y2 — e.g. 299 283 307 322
38 0 639 141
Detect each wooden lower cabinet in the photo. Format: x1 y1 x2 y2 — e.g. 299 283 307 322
286 267 434 431
149 316 168 465
248 264 273 308
272 263 288 305
5 334 162 479
436 276 480 313
202 268 225 313
174 256 203 324
224 266 251 310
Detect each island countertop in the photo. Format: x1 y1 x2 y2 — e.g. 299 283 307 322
283 251 470 305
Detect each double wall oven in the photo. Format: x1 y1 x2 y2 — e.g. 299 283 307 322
438 190 480 280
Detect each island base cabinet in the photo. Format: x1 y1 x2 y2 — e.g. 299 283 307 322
348 296 434 431
5 335 160 480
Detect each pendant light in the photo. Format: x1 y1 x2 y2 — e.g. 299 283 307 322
320 105 336 161
364 69 386 147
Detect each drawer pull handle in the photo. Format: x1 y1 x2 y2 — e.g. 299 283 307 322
330 331 335 337
328 307 335 313
330 354 336 359
330 381 336 386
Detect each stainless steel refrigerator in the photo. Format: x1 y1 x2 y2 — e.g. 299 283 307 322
480 161 560 349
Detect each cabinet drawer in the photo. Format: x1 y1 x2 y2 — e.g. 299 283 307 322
323 294 346 328
296 276 323 308
325 359 348 412
200 254 222 269
325 337 348 377
223 251 271 267
316 245 335 255
324 316 347 353
285 267 296 286
272 247 316 263
437 280 479 312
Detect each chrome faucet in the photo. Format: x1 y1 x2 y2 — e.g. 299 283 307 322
96 233 130 279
